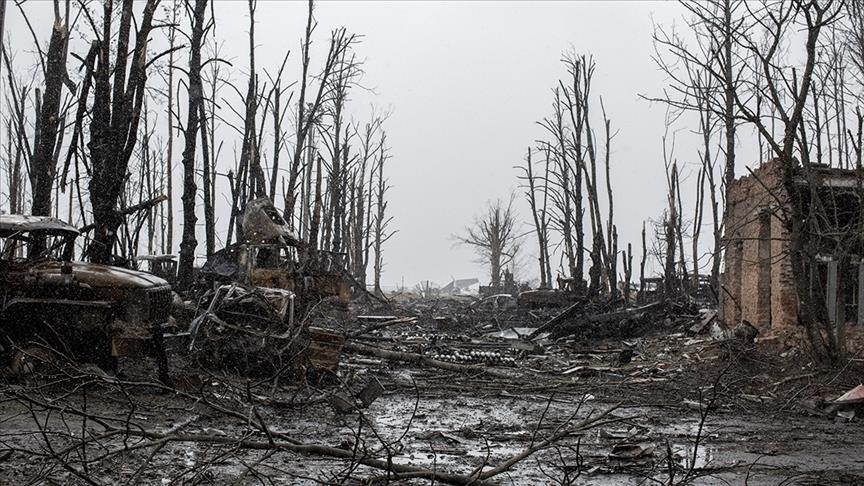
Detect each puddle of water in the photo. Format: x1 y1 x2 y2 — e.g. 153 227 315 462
672 443 713 469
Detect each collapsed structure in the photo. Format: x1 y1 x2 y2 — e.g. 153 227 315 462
723 160 864 337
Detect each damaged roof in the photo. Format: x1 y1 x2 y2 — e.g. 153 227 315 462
0 215 80 235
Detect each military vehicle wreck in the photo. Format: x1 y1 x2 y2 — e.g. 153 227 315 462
199 198 351 314
188 198 350 375
0 215 171 381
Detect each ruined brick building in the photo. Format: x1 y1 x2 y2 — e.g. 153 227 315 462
723 159 864 335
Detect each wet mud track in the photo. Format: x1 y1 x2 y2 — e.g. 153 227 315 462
2 374 863 485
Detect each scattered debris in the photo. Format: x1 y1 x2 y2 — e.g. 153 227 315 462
824 383 864 420
835 384 864 405
609 442 656 461
517 289 580 308
689 309 717 335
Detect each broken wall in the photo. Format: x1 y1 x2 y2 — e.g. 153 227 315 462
723 159 797 333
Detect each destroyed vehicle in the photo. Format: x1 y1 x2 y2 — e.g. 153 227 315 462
199 198 351 316
0 215 170 379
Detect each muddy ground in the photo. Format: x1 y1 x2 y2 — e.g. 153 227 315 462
2 297 864 485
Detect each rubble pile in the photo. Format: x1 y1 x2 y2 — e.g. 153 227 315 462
529 298 704 342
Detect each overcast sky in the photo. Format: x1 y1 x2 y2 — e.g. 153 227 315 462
5 1 757 288
284 1 705 288
266 0 691 288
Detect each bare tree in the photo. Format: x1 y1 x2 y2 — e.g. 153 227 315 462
371 131 394 295
84 0 162 264
732 0 844 359
572 56 612 297
658 0 846 358
164 0 178 255
348 113 386 286
200 37 226 258
177 0 210 289
30 0 72 219
284 2 356 233
660 126 681 298
457 195 521 288
518 147 552 288
539 89 580 287
319 35 361 255
0 0 6 83
651 0 743 297
2 50 33 216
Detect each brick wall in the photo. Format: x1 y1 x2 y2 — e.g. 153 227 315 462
723 160 798 332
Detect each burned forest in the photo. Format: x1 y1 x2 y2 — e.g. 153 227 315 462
4 0 864 484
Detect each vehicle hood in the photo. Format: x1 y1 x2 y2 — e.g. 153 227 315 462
29 261 169 289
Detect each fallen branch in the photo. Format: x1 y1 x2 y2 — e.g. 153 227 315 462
78 195 168 233
11 378 623 486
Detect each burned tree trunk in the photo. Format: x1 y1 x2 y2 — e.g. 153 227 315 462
576 58 609 297
692 163 707 293
721 0 737 210
177 0 208 290
520 147 551 288
663 163 679 298
562 58 586 287
639 221 647 302
372 133 393 295
0 0 5 83
201 39 224 258
540 90 578 285
322 45 360 255
350 116 384 286
241 0 265 199
623 242 633 302
31 3 70 217
286 10 354 230
602 107 616 300
309 154 324 253
165 0 177 255
199 103 214 257
86 0 160 264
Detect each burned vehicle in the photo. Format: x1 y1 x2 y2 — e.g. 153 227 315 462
199 198 351 316
0 215 170 380
188 198 350 376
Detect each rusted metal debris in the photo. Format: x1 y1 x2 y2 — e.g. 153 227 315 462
199 197 350 315
0 214 171 382
188 284 301 375
179 198 353 376
240 197 302 246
